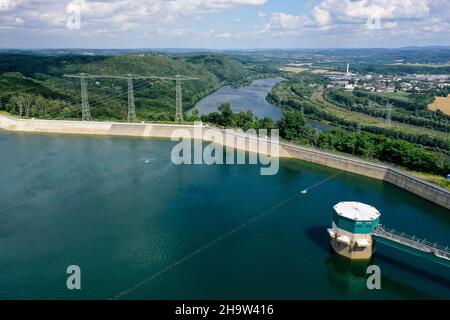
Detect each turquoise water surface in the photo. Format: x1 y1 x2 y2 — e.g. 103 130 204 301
0 131 449 299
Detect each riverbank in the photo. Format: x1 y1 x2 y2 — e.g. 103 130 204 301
0 114 448 210
194 77 285 120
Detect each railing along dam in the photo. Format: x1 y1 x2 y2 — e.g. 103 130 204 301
373 225 450 263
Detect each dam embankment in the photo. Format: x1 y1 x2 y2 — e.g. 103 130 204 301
0 114 448 210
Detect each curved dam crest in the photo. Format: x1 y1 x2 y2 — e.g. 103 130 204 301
0 114 448 210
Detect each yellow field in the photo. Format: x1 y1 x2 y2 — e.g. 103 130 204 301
311 69 329 74
428 94 450 115
280 67 307 73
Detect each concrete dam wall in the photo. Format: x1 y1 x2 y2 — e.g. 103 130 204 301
0 114 449 210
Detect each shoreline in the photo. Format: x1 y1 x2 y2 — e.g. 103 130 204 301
1 114 449 210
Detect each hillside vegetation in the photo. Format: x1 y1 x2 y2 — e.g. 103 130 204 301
266 74 450 179
0 53 249 121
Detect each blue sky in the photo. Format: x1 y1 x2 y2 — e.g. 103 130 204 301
1 0 449 49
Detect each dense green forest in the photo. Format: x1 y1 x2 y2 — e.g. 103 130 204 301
199 103 275 130
202 104 449 176
0 53 251 121
279 110 448 175
324 89 450 133
184 54 249 82
1 50 449 181
267 78 450 155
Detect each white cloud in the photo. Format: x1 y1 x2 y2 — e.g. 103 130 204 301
383 21 398 29
0 0 267 32
171 27 194 36
215 32 232 38
0 0 25 12
313 0 436 24
14 16 24 24
249 0 450 47
262 12 310 33
0 0 449 47
313 7 331 27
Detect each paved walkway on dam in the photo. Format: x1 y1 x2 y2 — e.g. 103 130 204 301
0 114 449 210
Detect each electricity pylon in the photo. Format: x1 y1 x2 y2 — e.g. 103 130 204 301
385 102 393 127
127 74 198 122
143 75 198 122
127 74 136 122
64 73 198 123
65 73 139 122
175 76 183 122
64 73 93 121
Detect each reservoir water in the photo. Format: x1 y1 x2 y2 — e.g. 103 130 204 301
0 131 449 299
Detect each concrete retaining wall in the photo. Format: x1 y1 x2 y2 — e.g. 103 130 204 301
0 114 448 210
385 169 450 209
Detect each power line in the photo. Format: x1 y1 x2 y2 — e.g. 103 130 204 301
128 74 199 122
64 73 92 121
63 74 154 120
5 73 198 122
1 77 151 120
113 172 341 299
385 102 393 127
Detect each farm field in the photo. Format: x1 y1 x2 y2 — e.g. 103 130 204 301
428 94 450 115
280 66 307 73
311 90 449 140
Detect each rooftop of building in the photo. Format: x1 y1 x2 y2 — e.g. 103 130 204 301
333 201 381 221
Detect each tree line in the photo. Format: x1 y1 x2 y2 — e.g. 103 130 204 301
325 89 450 133
201 104 449 176
267 84 450 155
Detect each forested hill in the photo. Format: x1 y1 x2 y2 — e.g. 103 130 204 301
184 54 249 81
0 53 249 121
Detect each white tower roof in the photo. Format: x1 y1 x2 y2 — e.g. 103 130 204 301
333 202 380 221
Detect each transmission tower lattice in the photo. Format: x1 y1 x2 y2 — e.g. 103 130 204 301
133 75 198 122
175 77 183 122
385 103 393 127
64 73 92 121
80 74 91 121
145 75 198 122
127 74 136 122
64 73 198 122
131 74 199 122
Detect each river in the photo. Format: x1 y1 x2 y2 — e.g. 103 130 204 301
194 77 332 131
0 131 449 299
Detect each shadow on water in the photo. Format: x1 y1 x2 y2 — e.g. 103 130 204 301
306 226 372 295
324 254 436 299
306 225 331 254
375 251 450 289
378 182 450 228
326 254 373 296
306 226 440 299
